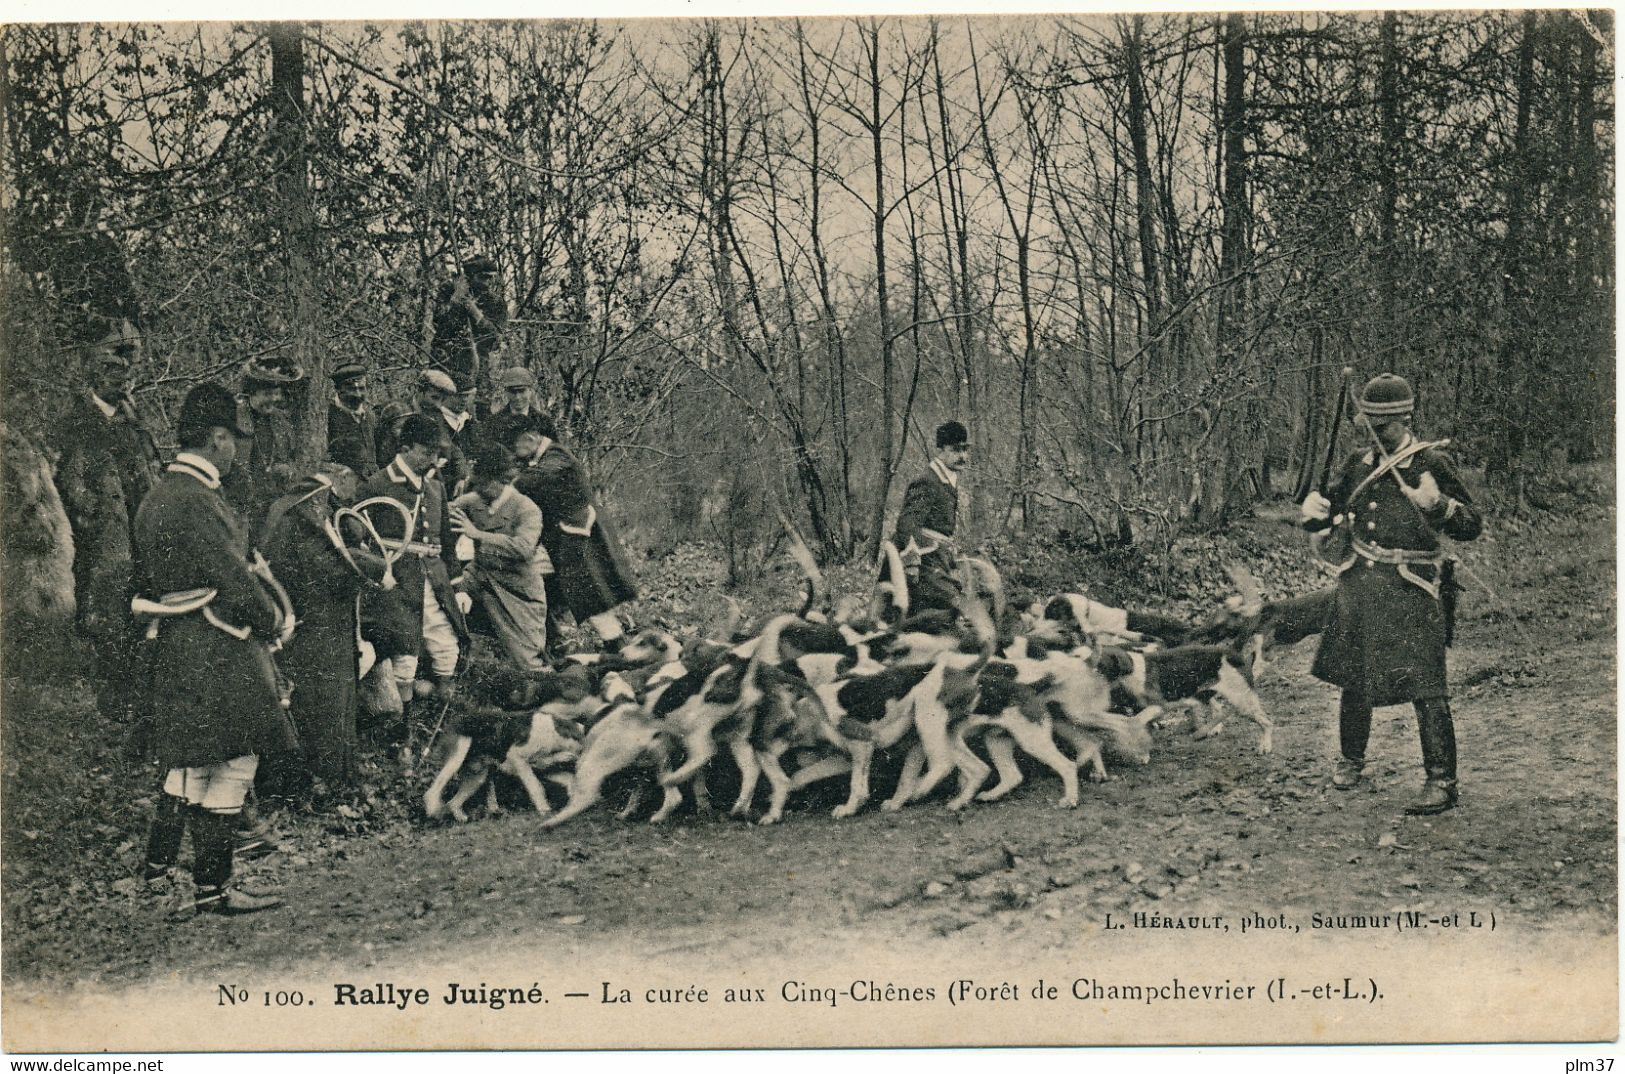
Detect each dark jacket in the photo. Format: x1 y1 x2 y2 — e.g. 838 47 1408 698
375 407 477 493
55 391 162 631
482 406 537 456
133 458 296 768
889 462 961 611
263 487 372 783
356 457 469 661
1307 440 1483 706
223 408 297 529
327 401 379 480
514 439 637 620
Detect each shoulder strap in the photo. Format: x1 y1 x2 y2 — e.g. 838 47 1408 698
1349 438 1449 503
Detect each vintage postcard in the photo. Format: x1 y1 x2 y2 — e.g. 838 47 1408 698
1 3 1615 1056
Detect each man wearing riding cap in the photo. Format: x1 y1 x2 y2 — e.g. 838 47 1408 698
134 382 296 916
224 355 304 526
891 420 971 614
56 319 164 734
1301 373 1483 815
360 413 468 709
377 368 477 492
327 362 378 479
484 366 540 451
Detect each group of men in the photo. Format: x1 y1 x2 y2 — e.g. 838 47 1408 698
55 320 1480 918
58 323 638 915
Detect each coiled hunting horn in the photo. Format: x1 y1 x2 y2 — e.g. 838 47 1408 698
329 496 414 591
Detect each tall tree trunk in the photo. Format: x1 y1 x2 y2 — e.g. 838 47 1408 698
1197 12 1254 525
268 24 324 468
1570 10 1612 460
1124 17 1164 392
971 36 1039 530
1217 13 1249 340
927 24 984 535
794 23 856 555
863 21 896 564
1377 11 1401 363
1488 11 1538 498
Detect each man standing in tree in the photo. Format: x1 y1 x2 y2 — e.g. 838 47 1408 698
431 254 507 393
1301 373 1483 815
890 420 971 614
134 383 295 916
56 320 163 736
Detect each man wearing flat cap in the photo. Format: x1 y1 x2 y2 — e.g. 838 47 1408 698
484 366 540 452
377 368 477 492
133 382 296 916
56 319 164 734
890 420 971 614
224 355 304 528
1301 373 1483 815
327 362 378 480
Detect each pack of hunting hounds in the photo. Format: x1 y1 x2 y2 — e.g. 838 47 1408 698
420 544 1337 831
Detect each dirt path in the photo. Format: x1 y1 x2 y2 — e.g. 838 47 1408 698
5 489 1615 1011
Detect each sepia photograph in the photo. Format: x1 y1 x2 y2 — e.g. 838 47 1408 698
0 4 1616 1056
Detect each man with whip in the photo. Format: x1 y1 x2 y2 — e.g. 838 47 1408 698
1301 373 1482 815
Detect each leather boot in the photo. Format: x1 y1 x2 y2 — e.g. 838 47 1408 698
1333 692 1371 789
233 793 279 860
142 794 189 883
190 807 283 917
1407 699 1459 815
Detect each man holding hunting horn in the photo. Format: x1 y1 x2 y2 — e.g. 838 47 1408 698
132 383 297 915
1301 373 1483 815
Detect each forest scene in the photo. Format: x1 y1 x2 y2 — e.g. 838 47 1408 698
0 13 1615 1049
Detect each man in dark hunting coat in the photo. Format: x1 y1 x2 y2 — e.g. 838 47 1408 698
263 464 388 795
890 420 971 614
359 413 469 707
55 320 163 732
134 383 295 916
1301 373 1483 815
503 415 637 653
326 362 379 480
